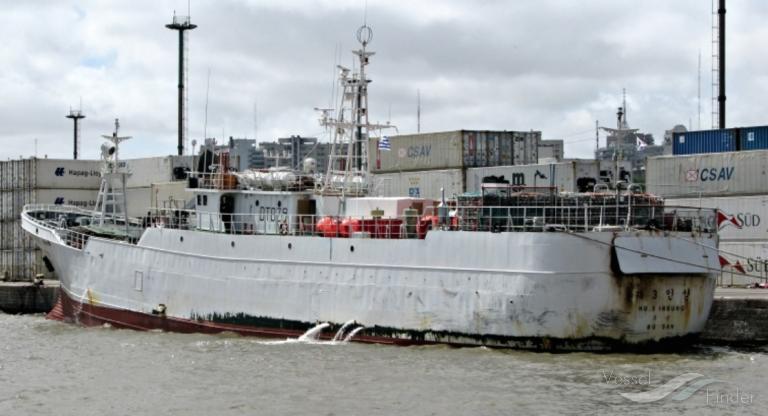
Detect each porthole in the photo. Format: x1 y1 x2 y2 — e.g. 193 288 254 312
180 236 184 242
277 201 282 208
255 200 260 207
350 245 355 252
288 243 292 250
231 241 235 247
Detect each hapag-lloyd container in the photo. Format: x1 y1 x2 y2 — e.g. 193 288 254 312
0 159 102 190
368 130 540 173
372 169 465 200
645 150 768 198
0 156 194 191
1 189 99 221
666 195 768 242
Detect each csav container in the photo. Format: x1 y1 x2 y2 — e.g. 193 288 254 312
369 130 541 173
646 150 768 198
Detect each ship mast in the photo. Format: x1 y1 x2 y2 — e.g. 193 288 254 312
94 119 132 233
316 24 395 196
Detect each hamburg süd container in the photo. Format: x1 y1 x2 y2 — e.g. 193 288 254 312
665 195 768 242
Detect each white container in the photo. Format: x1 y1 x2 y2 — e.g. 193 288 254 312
646 150 768 198
372 169 464 200
1 189 99 221
718 241 768 285
465 160 626 193
0 159 102 190
123 155 193 189
666 195 768 242
0 156 194 191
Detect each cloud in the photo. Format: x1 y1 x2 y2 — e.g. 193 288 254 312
1 0 766 162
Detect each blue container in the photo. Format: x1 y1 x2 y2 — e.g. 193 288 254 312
672 128 737 155
739 125 768 150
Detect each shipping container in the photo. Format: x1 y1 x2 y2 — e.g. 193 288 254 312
1 189 99 221
512 131 540 165
672 128 737 155
0 219 32 250
372 169 464 200
739 125 768 151
0 187 176 221
0 159 102 190
465 160 631 194
369 131 464 173
0 156 193 191
0 248 44 281
123 155 193 188
665 195 768 242
369 130 541 173
646 150 768 198
718 241 768 286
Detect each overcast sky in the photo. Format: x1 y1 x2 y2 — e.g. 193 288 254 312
2 0 767 161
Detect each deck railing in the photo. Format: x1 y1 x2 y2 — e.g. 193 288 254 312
23 203 717 246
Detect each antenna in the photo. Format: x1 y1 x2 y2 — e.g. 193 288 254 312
417 89 421 133
698 50 702 130
253 99 258 142
717 0 726 129
166 11 197 156
621 88 627 129
203 68 211 144
595 120 599 152
66 106 86 159
711 0 720 129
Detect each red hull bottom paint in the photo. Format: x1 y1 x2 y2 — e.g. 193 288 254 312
46 292 703 351
46 291 408 346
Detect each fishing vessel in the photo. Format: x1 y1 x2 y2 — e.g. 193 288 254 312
22 26 720 351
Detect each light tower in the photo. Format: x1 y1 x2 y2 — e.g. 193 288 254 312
66 108 85 160
166 12 197 156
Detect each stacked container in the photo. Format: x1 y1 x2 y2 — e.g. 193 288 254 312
646 149 768 285
672 125 768 155
0 156 194 281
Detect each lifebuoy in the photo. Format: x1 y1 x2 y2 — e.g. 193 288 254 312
279 221 289 235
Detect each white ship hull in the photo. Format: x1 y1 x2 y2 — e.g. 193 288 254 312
23 210 718 350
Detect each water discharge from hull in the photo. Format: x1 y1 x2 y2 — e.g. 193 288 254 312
332 320 356 342
343 326 365 342
298 322 330 341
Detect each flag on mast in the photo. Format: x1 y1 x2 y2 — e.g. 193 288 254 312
378 136 391 150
